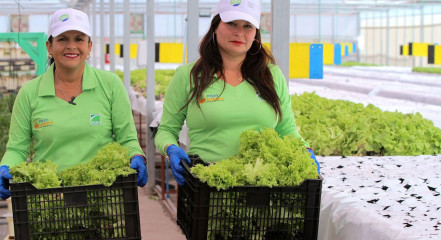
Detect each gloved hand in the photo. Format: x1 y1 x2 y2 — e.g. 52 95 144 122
307 148 320 175
166 145 191 186
130 155 148 187
0 165 12 200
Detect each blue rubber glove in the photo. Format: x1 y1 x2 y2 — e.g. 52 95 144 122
307 148 320 175
0 165 12 200
166 145 191 186
130 155 148 187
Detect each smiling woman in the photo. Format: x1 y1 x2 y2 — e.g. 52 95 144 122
154 0 320 187
0 8 149 200
48 30 91 103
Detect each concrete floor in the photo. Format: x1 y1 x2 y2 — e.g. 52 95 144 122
0 200 10 239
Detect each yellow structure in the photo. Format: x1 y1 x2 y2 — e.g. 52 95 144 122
401 45 409 56
323 43 334 65
433 45 441 65
158 43 184 63
290 43 310 79
410 42 430 57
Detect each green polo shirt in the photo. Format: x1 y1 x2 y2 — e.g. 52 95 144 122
155 63 308 163
1 63 144 171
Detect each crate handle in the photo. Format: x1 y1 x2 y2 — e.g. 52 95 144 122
64 191 87 207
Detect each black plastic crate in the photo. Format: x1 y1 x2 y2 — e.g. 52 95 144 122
10 173 141 240
177 156 322 240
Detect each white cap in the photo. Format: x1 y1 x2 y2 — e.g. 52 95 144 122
216 0 261 29
48 8 91 38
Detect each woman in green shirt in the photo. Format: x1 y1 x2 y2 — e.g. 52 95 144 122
0 8 147 200
155 0 320 186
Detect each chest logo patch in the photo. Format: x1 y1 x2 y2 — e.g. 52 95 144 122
33 119 54 129
199 94 224 104
90 114 101 126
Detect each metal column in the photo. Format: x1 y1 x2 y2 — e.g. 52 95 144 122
386 10 390 66
420 5 424 66
357 13 361 63
145 0 156 192
271 0 290 83
109 0 115 72
92 0 97 67
123 0 130 89
187 0 199 63
100 0 105 69
372 12 375 65
380 11 384 65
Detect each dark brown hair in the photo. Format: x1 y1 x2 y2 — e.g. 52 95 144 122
181 14 282 120
47 36 55 67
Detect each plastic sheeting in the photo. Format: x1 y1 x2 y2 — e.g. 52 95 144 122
318 155 440 240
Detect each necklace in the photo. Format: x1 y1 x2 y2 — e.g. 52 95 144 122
56 72 81 105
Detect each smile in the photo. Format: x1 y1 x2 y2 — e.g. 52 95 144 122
64 53 79 58
231 41 244 45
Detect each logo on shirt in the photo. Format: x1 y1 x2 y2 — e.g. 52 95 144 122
231 0 241 6
33 119 54 129
90 114 101 126
199 94 224 104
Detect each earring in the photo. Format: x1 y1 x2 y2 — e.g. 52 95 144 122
87 54 90 59
212 32 217 47
248 39 262 55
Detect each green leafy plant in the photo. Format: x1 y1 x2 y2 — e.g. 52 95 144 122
191 128 318 190
292 92 441 156
59 142 135 187
11 142 135 188
10 160 60 189
340 61 380 67
412 67 441 74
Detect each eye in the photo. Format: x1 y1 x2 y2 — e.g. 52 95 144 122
76 37 85 42
57 37 67 41
227 22 236 27
244 24 253 29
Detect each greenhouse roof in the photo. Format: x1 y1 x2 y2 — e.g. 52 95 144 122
1 0 441 15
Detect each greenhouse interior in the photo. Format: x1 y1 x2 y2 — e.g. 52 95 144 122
0 0 440 240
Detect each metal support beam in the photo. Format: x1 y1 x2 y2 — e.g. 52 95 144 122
271 0 290 83
100 0 105 69
0 33 47 76
386 10 390 65
420 5 424 66
372 11 375 65
187 0 199 63
380 11 383 65
109 0 115 72
357 13 361 63
92 0 96 67
145 0 156 192
123 0 130 89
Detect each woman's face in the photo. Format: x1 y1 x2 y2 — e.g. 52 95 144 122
46 30 92 71
215 20 256 59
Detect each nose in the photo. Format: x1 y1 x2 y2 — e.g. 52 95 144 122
234 26 245 35
66 40 77 49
